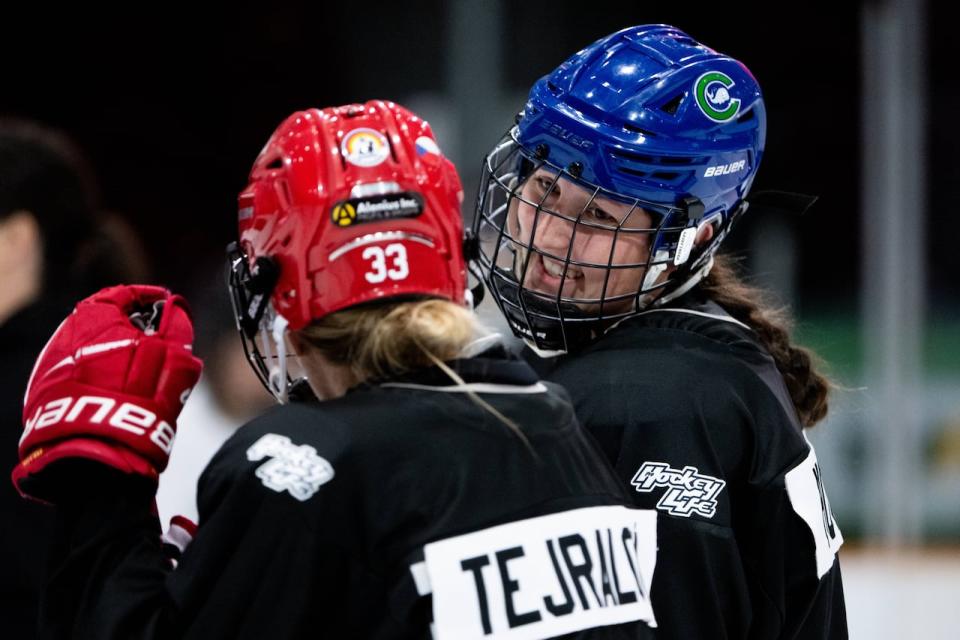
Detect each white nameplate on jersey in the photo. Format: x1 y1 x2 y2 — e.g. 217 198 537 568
245 433 334 501
424 505 657 639
784 436 843 578
631 462 726 518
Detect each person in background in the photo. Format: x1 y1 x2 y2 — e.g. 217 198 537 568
0 119 146 636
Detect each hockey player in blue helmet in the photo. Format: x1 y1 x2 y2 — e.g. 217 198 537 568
475 24 765 353
473 25 847 638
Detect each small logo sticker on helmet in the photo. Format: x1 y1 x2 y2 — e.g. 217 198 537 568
414 135 441 157
342 128 390 167
694 71 742 123
331 192 424 227
331 202 358 227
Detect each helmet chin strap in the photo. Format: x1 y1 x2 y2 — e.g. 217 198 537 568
257 306 292 404
653 255 715 307
522 338 568 359
639 249 671 307
644 208 725 309
270 312 290 403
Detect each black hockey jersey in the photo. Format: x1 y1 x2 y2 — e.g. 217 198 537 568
530 294 847 639
39 348 658 639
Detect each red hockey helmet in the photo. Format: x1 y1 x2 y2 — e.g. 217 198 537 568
228 101 467 399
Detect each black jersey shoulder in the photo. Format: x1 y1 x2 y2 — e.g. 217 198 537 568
204 346 547 472
199 346 624 535
542 293 810 489
601 295 769 365
575 293 801 432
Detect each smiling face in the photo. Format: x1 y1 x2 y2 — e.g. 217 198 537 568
510 168 657 316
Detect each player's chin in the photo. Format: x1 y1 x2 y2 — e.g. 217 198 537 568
577 297 635 318
575 280 639 317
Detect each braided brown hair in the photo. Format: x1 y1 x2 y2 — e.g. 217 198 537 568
699 254 831 428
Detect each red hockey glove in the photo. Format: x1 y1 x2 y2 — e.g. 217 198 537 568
12 285 203 503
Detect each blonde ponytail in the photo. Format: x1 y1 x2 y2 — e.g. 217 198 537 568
297 298 479 380
297 298 534 450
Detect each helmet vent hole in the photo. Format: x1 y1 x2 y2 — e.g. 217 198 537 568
736 109 756 124
623 123 657 137
651 171 679 180
546 81 561 95
660 94 684 115
613 149 654 163
386 136 399 164
618 167 649 178
281 234 292 248
660 156 698 166
266 157 283 170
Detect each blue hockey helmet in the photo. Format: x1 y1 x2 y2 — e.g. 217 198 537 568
472 24 766 352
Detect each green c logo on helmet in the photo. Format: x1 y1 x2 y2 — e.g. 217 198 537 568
694 71 741 123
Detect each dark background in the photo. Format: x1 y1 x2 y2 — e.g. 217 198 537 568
1 1 954 313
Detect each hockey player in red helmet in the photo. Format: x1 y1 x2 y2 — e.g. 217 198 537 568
228 102 469 403
13 101 660 638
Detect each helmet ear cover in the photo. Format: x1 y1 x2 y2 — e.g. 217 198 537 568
227 241 279 340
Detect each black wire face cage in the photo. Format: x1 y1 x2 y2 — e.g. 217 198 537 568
225 242 294 401
471 128 699 353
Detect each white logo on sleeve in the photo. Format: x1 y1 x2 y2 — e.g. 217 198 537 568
245 433 334 501
422 505 657 639
630 462 726 518
785 436 843 578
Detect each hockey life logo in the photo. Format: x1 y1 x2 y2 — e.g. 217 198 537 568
694 71 742 123
631 462 726 519
341 127 390 167
418 505 657 639
331 192 424 227
246 433 335 501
